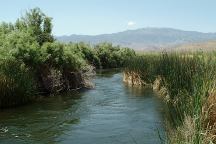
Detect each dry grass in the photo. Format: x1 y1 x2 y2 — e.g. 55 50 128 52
167 116 195 144
174 40 216 52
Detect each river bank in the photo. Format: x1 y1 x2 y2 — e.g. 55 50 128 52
0 70 165 144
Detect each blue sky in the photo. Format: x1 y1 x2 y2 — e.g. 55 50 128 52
0 0 215 35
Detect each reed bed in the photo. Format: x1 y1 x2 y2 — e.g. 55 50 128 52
124 52 216 143
0 59 36 108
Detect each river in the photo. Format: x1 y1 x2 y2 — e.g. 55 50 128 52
0 70 165 144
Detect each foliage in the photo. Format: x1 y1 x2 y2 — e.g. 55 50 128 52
66 42 101 68
0 8 135 108
95 42 135 68
15 7 54 45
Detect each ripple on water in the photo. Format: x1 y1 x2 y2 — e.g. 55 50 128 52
0 71 165 144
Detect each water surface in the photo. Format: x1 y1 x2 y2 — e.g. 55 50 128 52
0 70 165 144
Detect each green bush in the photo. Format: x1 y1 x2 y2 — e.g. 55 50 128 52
0 7 136 108
95 42 135 68
66 42 100 68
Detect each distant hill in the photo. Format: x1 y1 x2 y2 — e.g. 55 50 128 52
57 28 216 50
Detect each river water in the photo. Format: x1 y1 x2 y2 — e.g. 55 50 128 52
0 70 165 144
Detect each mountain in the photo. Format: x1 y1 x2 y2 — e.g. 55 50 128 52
57 28 216 50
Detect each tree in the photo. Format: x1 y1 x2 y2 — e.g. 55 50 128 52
17 8 54 46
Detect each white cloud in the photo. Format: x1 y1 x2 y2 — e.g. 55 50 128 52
127 21 136 26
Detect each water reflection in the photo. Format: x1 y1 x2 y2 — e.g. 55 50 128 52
0 92 84 144
96 68 122 77
123 84 154 97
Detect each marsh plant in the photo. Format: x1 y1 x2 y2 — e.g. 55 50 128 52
0 58 36 108
125 52 216 143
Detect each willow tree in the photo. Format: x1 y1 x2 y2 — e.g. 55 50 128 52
15 7 54 46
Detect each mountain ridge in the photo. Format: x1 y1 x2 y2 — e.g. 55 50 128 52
57 28 216 50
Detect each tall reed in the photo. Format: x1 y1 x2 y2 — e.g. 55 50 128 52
124 52 216 143
0 58 37 108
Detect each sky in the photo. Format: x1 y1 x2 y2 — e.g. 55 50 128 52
0 0 215 36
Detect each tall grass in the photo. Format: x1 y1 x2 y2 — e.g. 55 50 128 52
124 52 216 143
0 58 36 108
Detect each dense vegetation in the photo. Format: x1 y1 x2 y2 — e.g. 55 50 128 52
0 8 135 108
124 52 216 143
